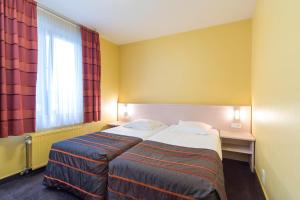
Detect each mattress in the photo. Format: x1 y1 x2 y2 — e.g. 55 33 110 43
43 125 166 200
108 126 226 200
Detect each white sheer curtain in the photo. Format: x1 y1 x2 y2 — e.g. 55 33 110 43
36 8 83 130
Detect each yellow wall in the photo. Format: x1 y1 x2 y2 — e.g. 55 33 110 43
252 0 300 199
119 20 252 105
0 37 120 179
101 38 120 122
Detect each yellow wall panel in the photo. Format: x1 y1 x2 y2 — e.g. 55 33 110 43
119 20 252 105
0 136 27 179
101 38 120 122
252 0 300 199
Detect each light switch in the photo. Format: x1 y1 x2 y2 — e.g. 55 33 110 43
231 122 242 129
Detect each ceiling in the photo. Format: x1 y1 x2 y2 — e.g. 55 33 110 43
37 0 256 45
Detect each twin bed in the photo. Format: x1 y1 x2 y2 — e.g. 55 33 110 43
43 119 227 200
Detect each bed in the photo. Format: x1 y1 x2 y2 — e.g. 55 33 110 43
108 124 227 200
43 120 167 200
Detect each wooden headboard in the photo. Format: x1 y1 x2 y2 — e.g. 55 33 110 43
118 103 251 133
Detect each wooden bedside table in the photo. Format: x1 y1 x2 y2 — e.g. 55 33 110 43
220 130 255 172
107 121 126 128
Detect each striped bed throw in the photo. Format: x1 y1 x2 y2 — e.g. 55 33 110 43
108 140 227 200
43 131 142 200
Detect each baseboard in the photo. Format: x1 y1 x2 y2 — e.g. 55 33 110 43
255 167 270 200
0 167 44 186
0 172 23 185
0 169 24 182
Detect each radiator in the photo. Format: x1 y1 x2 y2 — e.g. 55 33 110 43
26 122 104 170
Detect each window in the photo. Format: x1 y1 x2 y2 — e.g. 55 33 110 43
36 8 83 130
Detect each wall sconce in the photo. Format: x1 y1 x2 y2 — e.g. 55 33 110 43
231 107 242 129
123 104 128 117
234 107 240 121
118 103 131 121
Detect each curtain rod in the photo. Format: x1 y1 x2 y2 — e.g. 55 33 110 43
37 2 98 32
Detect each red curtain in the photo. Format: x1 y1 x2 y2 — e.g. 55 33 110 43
0 0 37 138
81 26 101 123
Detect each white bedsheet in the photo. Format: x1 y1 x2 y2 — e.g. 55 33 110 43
148 125 222 159
103 125 167 140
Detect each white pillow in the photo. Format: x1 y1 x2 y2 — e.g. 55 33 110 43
175 125 209 135
123 119 165 130
178 120 212 131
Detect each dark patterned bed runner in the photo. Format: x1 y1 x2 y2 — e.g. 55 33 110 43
108 140 227 200
43 131 142 200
